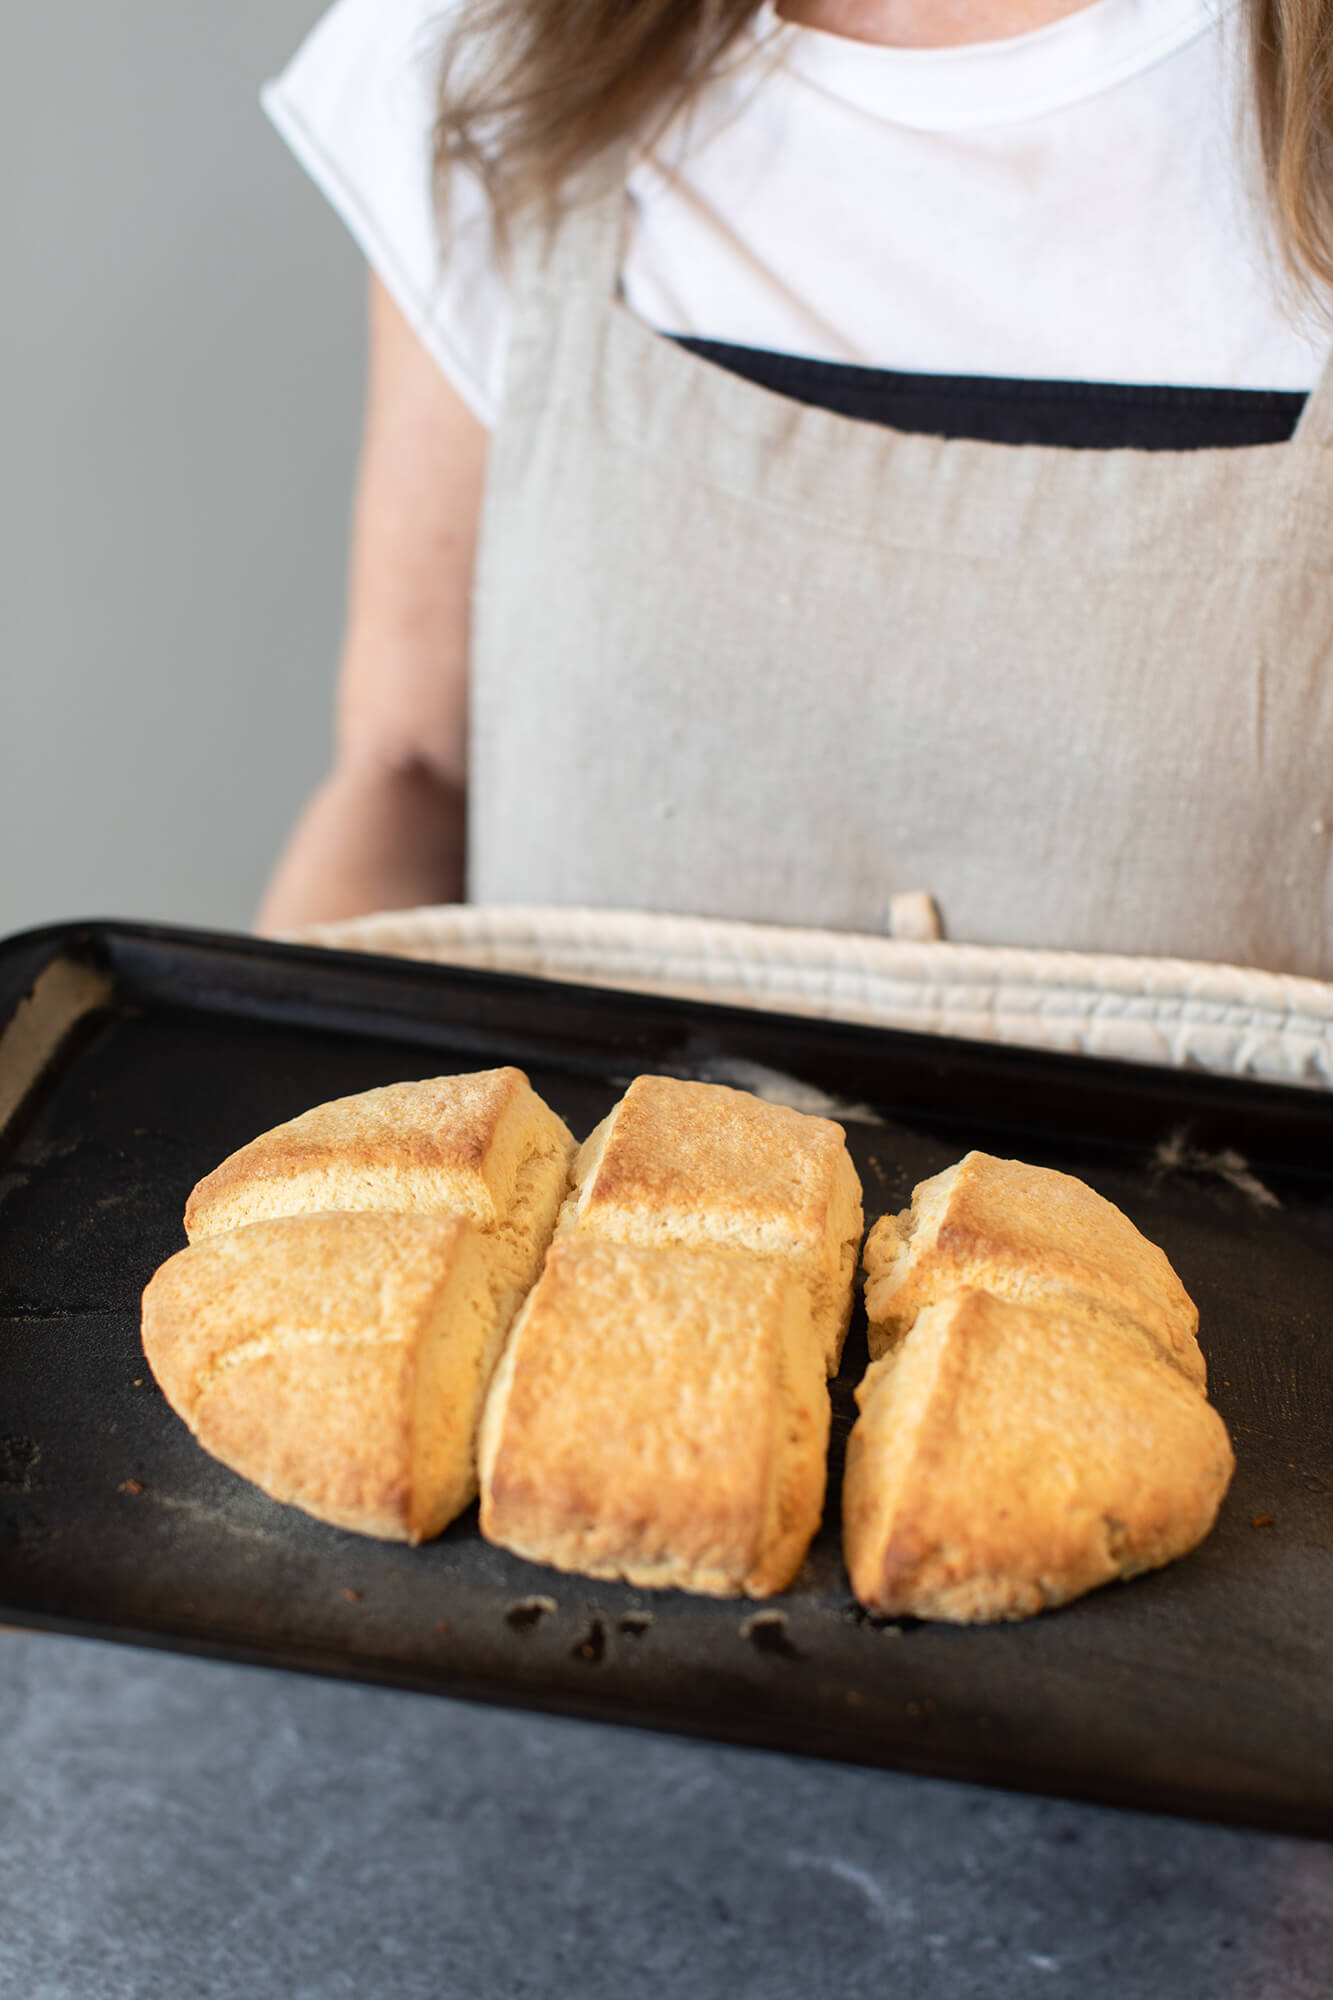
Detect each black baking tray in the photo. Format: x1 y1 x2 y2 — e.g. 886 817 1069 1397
2 920 1331 1836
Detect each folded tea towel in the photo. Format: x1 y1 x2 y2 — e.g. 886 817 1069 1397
282 905 1333 1093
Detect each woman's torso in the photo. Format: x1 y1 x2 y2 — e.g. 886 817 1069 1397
468 159 1333 974
268 0 1333 973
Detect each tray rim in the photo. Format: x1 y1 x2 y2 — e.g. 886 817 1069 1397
8 1604 1330 1842
6 914 1333 1133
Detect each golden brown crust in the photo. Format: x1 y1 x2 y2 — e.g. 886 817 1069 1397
559 1074 862 1371
477 1237 829 1596
842 1289 1235 1622
141 1212 504 1542
863 1151 1205 1385
184 1067 574 1248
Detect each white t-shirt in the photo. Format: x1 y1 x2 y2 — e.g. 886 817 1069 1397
263 0 1329 428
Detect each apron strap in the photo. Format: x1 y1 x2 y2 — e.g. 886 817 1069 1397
512 144 630 304
1290 339 1333 451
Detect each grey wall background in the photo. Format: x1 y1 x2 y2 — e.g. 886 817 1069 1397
2 0 364 941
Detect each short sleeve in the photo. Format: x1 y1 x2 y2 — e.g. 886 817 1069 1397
262 0 510 425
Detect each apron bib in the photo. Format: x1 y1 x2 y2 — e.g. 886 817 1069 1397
469 158 1333 976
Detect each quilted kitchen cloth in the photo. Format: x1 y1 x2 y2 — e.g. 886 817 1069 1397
283 905 1333 1093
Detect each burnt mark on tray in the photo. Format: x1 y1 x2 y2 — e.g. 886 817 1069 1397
0 1301 86 1322
505 1594 558 1633
1150 1128 1282 1212
841 1601 920 1636
740 1609 804 1659
0 1436 41 1493
0 1506 62 1551
617 1611 654 1638
571 1613 608 1664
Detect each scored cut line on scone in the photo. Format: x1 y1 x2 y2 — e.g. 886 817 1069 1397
844 1153 1234 1624
557 1073 864 1373
144 1069 578 1544
478 1074 863 1594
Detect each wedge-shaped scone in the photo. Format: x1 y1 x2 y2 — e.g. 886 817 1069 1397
142 1212 510 1542
843 1288 1235 1623
558 1074 862 1372
478 1237 830 1596
183 1068 575 1314
863 1151 1205 1386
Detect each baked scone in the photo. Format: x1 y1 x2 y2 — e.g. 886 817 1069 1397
142 1212 507 1542
183 1068 576 1315
863 1151 1205 1386
478 1236 830 1596
842 1288 1235 1622
558 1074 863 1371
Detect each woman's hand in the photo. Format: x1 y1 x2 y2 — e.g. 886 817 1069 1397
256 276 487 934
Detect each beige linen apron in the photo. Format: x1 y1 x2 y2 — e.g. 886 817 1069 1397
468 156 1333 977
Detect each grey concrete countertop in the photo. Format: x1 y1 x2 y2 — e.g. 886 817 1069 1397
1 1629 1330 1999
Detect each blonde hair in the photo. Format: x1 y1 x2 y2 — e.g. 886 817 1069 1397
438 0 1333 291
1251 0 1333 290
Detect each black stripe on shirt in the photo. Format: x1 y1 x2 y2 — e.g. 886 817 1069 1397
673 337 1308 450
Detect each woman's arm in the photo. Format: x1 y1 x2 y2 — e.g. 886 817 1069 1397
256 276 488 933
